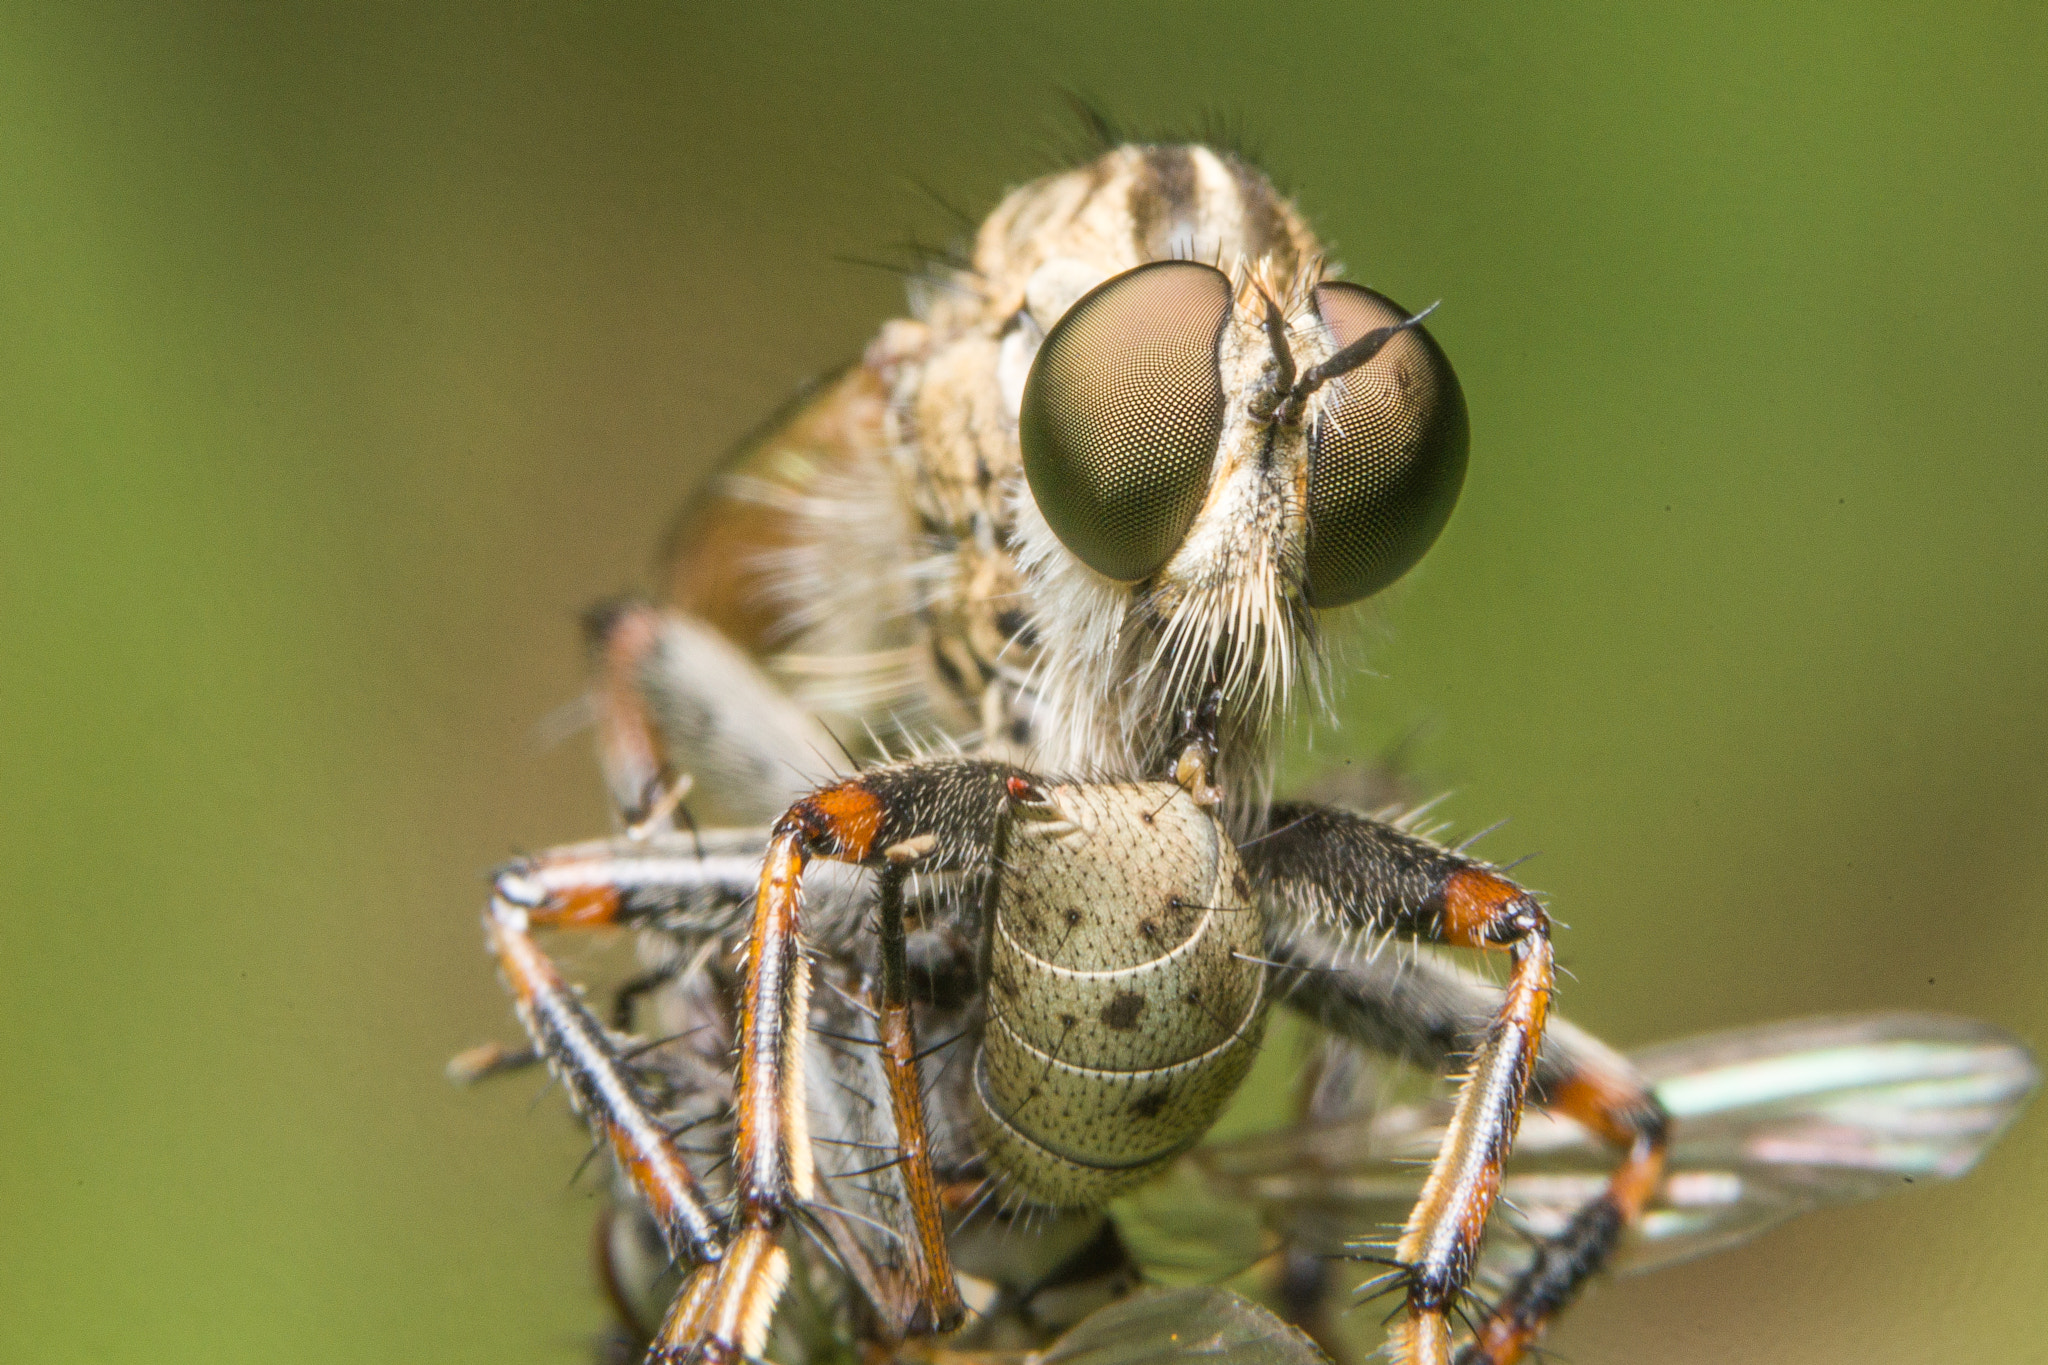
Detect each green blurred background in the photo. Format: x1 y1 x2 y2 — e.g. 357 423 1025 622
4 4 2044 1361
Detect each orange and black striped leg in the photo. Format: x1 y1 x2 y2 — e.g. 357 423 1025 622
1254 934 1667 1362
652 762 1013 1364
1390 869 1552 1365
1244 806 1555 1365
493 828 768 938
484 894 726 1268
1453 1059 1670 1365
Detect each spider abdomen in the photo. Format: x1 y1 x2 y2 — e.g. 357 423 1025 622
971 782 1267 1207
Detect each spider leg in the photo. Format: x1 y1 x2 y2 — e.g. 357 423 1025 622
652 760 1017 1363
1245 803 1554 1365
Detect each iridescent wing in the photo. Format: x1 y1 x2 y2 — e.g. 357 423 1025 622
1190 1012 2037 1280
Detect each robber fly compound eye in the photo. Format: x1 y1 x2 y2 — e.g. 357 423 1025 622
1020 260 1467 609
1019 261 1231 582
1300 283 1468 607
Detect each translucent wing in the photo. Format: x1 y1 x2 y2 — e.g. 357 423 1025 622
1039 1287 1330 1365
1191 1012 2037 1279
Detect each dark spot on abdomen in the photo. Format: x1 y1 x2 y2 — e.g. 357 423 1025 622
1100 991 1146 1031
1128 1088 1172 1120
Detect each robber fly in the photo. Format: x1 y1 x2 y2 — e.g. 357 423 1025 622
458 135 2037 1365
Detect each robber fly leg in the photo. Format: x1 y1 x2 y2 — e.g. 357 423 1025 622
873 854 971 1332
652 760 1016 1363
1254 932 1674 1363
1453 1057 1669 1365
1395 894 1550 1365
1246 804 1554 1365
484 894 726 1267
495 830 766 935
456 826 766 1067
472 826 803 1269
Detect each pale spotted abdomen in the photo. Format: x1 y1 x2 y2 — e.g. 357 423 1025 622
971 781 1267 1206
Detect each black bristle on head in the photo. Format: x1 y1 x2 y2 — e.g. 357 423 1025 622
1037 94 1282 189
908 174 982 231
1062 89 1122 153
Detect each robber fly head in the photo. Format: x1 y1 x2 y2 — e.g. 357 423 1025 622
994 147 1468 787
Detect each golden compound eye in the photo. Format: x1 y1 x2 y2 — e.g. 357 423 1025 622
1020 261 1231 582
1301 282 1470 608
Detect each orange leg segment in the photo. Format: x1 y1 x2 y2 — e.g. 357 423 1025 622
1243 802 1679 1365
874 855 970 1331
653 775 980 1362
1452 1054 1670 1365
1389 869 1554 1365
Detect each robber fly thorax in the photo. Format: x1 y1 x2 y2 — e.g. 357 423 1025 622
463 137 2035 1365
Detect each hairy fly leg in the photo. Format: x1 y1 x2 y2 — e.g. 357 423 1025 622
1244 804 1557 1365
466 824 783 1061
471 595 876 1350
1450 1050 1667 1363
652 759 1020 1364
495 828 766 934
1262 932 1671 1363
484 892 727 1269
476 828 860 1289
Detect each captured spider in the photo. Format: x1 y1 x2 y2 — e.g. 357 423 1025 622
459 137 2036 1365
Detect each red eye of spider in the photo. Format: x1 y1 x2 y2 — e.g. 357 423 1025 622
1020 261 1231 583
1302 282 1469 608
